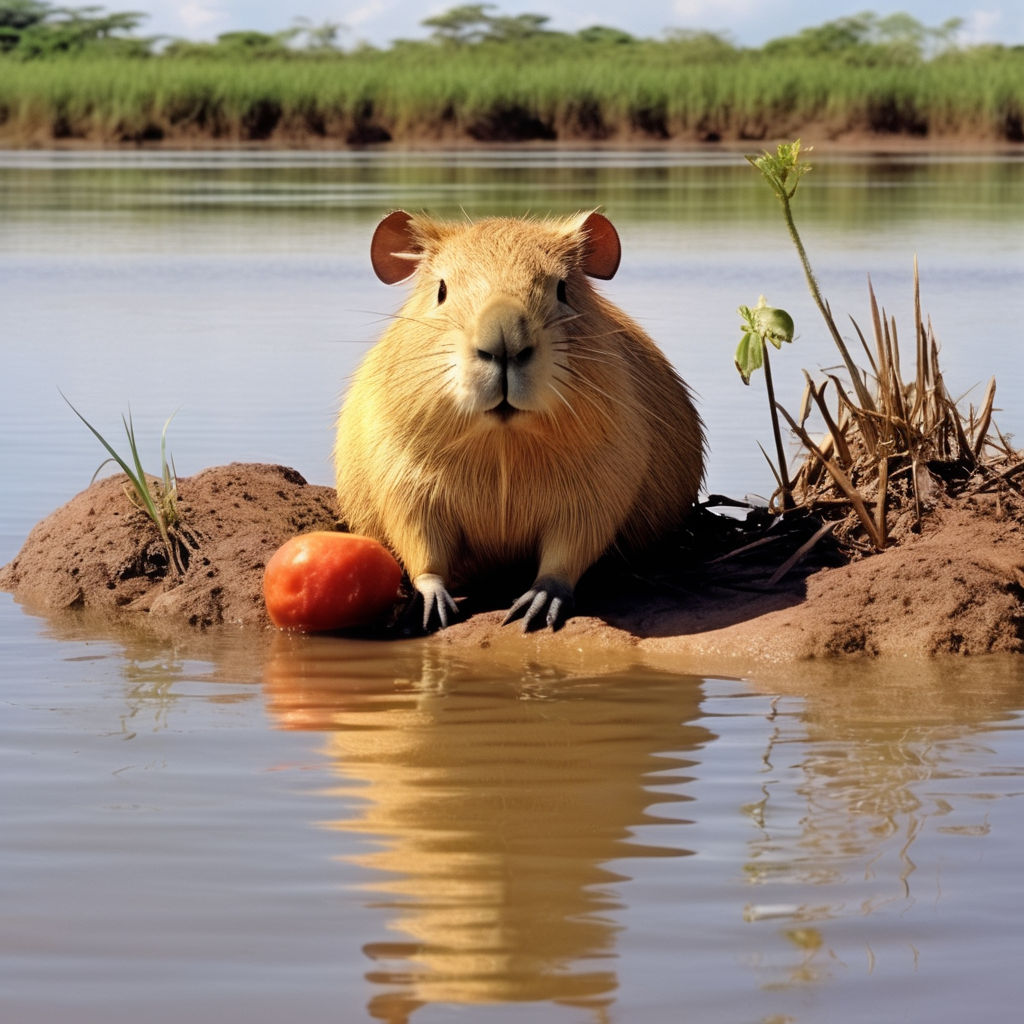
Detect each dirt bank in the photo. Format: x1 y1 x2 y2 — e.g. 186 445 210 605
8 129 1023 156
3 462 1023 672
436 496 1024 676
0 464 340 631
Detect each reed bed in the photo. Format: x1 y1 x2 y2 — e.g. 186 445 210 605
780 265 1016 555
1 46 1022 145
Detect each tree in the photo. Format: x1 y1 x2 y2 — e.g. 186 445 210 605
0 1 152 57
210 30 294 56
422 3 495 45
421 4 555 45
762 13 877 58
291 16 345 51
762 11 965 64
879 12 963 58
576 25 634 45
486 12 551 42
0 0 50 30
0 0 49 50
663 28 737 61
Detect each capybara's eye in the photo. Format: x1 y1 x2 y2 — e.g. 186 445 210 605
556 279 568 305
437 280 447 305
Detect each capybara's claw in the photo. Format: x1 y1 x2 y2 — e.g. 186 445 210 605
504 576 574 632
414 573 459 631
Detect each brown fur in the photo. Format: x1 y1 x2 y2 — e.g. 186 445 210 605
334 210 705 628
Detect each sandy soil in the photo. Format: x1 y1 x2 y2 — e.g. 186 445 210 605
3 462 1023 676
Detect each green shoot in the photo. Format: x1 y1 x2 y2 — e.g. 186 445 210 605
743 140 891 543
60 391 185 576
736 296 795 385
736 296 796 509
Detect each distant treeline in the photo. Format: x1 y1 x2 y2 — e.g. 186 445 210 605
1 3 1022 146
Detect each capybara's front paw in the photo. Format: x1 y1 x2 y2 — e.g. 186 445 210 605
413 573 459 632
503 576 575 632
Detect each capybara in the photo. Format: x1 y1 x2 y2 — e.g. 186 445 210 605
335 210 705 630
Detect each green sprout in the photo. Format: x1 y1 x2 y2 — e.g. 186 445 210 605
740 140 882 534
736 296 797 509
61 391 185 575
736 296 795 385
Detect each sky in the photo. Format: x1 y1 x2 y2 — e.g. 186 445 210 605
118 1 1024 50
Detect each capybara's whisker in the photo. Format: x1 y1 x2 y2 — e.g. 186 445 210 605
545 312 585 329
546 380 582 423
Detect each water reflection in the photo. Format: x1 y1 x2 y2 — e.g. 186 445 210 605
14 602 270 735
3 149 1022 227
5 593 1024 1021
264 636 713 1021
737 658 1024 998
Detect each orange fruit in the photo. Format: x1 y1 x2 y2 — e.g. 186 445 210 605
263 531 402 632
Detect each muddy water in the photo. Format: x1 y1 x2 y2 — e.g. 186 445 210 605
4 609 1024 1022
3 150 1024 1022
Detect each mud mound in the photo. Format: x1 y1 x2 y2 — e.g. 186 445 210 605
3 463 1023 665
622 495 1024 664
0 463 339 629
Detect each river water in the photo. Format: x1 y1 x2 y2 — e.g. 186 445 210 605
2 148 1024 1022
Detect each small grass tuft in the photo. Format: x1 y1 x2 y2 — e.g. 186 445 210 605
60 391 188 576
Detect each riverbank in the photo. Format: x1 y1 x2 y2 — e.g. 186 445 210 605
4 129 1022 156
2 50 1022 149
3 462 1022 675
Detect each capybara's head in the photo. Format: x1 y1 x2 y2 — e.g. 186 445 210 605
369 210 622 426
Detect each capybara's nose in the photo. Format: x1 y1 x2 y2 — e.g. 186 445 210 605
475 296 533 365
475 343 534 366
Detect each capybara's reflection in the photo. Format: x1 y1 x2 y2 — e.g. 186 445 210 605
264 636 714 1021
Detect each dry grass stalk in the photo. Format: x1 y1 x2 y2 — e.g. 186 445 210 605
776 262 1021 551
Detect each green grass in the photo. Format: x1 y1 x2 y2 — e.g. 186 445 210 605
61 393 186 576
1 45 1022 145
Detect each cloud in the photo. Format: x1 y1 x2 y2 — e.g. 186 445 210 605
346 0 395 31
672 0 758 21
958 9 1002 45
177 2 225 33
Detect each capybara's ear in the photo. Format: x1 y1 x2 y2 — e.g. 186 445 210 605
371 210 423 284
578 211 621 281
